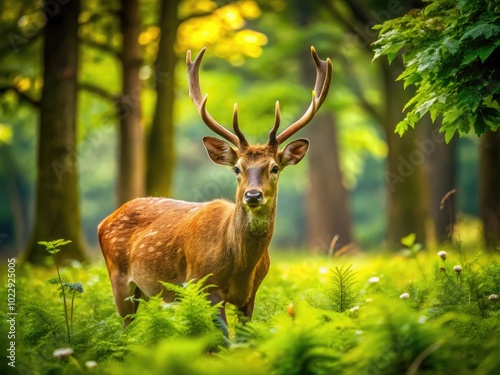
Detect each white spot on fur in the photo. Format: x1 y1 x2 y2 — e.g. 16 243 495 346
122 215 129 221
117 237 126 242
148 246 155 252
139 244 145 249
145 230 158 237
155 241 163 247
156 251 162 257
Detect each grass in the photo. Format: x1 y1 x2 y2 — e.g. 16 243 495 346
1 243 499 374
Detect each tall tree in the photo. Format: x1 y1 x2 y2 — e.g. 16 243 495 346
480 130 500 248
146 0 180 197
373 0 500 248
322 0 433 247
423 120 457 243
117 0 145 204
292 0 353 253
383 66 430 246
24 0 86 263
304 112 354 251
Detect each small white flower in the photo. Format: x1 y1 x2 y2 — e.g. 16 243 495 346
437 250 447 261
368 276 380 284
488 294 498 301
85 361 98 369
53 348 74 359
453 265 462 274
418 315 427 324
350 305 360 312
318 266 328 274
400 292 410 299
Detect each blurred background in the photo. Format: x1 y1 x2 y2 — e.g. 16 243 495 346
0 0 486 262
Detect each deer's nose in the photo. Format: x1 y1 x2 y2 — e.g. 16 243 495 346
244 190 264 206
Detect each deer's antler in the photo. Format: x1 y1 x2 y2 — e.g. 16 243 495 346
269 47 332 145
186 48 248 148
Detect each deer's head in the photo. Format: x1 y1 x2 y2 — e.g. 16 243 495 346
187 47 332 216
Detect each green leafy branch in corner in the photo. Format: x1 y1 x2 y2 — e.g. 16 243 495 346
39 239 83 344
373 0 500 142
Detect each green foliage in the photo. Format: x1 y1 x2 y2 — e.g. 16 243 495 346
161 275 222 337
38 239 77 344
125 275 223 348
38 239 72 255
328 265 358 313
2 247 500 374
373 0 500 141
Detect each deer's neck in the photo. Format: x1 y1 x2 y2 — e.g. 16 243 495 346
230 202 276 257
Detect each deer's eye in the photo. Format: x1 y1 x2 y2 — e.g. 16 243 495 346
271 165 280 174
234 166 241 175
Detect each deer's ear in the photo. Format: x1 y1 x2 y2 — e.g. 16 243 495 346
203 136 239 166
278 139 310 168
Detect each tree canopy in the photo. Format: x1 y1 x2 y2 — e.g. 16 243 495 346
373 0 500 142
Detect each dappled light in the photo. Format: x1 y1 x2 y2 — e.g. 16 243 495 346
177 0 267 63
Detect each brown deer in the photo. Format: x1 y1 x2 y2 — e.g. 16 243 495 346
98 47 332 329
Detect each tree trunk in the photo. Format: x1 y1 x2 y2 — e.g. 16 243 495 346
146 0 179 197
294 0 354 253
305 112 353 253
479 130 500 249
422 118 457 244
24 0 86 263
117 0 145 204
382 62 431 248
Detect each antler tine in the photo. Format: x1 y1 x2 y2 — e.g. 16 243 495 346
276 47 332 144
232 103 249 148
186 48 241 147
267 101 281 146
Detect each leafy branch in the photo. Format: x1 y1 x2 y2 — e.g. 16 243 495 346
372 0 500 141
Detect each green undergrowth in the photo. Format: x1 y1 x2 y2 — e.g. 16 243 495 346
1 245 500 374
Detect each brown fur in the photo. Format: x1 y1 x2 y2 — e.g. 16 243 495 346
98 139 309 328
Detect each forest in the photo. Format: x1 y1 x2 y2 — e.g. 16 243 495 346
0 0 499 374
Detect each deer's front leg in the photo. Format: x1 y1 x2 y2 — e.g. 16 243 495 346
208 292 229 337
238 294 255 323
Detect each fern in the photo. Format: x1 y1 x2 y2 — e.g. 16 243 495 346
162 274 222 337
328 265 358 313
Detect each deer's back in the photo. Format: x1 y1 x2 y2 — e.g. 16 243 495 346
98 197 235 296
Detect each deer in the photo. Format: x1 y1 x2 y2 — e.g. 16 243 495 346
98 46 332 330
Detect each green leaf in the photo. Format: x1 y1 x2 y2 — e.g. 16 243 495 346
372 40 406 63
443 37 460 54
477 44 497 62
445 128 456 143
460 23 500 41
415 97 437 118
38 239 72 254
401 233 416 247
